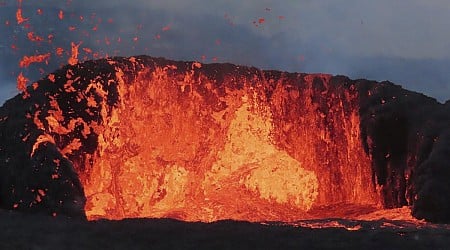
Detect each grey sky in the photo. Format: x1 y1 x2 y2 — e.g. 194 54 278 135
1 0 449 105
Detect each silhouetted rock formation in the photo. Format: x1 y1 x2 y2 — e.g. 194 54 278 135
0 56 448 222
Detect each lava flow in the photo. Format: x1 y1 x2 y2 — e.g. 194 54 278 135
0 56 449 223
72 57 379 221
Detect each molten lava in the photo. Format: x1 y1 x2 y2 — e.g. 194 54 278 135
34 56 381 221
2 56 449 223
19 53 51 68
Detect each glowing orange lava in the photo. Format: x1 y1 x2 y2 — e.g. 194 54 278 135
27 58 382 222
19 53 51 68
2 0 439 225
16 72 29 95
16 8 28 24
68 42 81 65
27 32 44 42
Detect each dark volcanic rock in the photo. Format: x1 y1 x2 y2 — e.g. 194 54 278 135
0 92 86 218
357 81 450 222
2 211 450 250
0 55 449 222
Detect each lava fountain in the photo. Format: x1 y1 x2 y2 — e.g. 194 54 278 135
1 56 449 223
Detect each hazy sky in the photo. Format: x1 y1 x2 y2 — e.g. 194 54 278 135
1 0 449 104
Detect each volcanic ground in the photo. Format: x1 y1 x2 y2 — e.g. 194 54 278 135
1 208 450 250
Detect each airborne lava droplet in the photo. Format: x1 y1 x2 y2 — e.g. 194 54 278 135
58 10 64 20
162 25 171 31
16 8 28 24
68 42 81 65
16 72 29 95
83 47 93 54
55 47 64 56
27 32 44 42
19 53 51 68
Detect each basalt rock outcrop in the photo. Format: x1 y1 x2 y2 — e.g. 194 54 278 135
0 56 449 222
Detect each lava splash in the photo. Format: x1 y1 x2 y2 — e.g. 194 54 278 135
0 56 449 223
